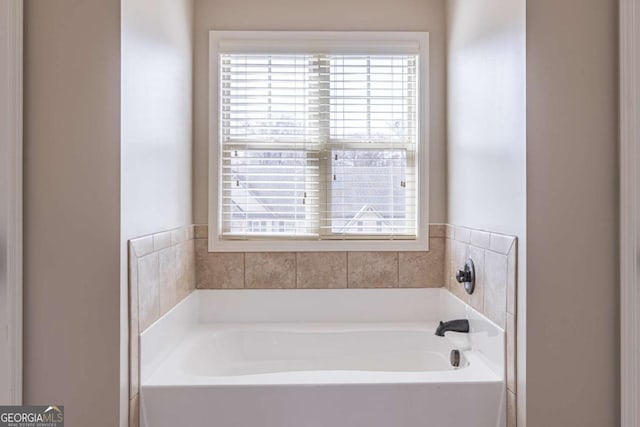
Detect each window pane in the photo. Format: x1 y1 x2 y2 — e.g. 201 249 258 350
218 51 420 242
220 54 321 143
222 150 318 236
329 55 416 143
330 150 411 234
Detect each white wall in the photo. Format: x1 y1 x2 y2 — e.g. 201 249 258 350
446 0 526 240
121 0 194 423
121 0 194 240
446 0 526 423
526 0 619 425
24 0 122 425
192 0 448 225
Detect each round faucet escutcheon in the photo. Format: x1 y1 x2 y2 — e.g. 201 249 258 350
455 258 475 295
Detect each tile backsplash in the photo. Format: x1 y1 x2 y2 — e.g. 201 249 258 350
128 225 196 427
445 224 518 427
193 224 446 289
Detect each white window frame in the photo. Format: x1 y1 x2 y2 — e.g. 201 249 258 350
208 31 430 252
621 0 640 424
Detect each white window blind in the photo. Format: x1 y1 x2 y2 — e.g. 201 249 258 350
218 51 419 241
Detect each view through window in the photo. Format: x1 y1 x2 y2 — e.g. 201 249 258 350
218 52 419 241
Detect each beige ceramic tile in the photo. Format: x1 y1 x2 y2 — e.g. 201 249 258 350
445 224 454 239
348 252 398 288
489 233 515 255
470 229 491 249
398 252 429 288
128 250 139 398
137 252 160 331
153 230 172 252
194 238 243 289
507 243 517 315
187 242 196 291
128 248 139 331
130 235 153 258
203 252 245 289
452 240 469 271
468 245 485 312
449 241 470 302
444 239 452 290
129 394 139 427
187 225 194 240
129 329 139 399
194 239 208 288
429 224 446 238
176 240 196 298
296 252 347 289
506 312 516 393
453 226 471 243
171 226 189 245
158 247 178 315
507 390 516 427
245 252 295 289
399 239 445 288
194 224 208 239
484 250 508 328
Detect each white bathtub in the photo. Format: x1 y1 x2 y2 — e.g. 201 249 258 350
140 289 506 427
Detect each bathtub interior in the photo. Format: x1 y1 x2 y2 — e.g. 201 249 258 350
140 288 505 384
139 288 506 427
182 327 465 376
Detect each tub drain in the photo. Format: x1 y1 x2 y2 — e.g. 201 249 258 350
450 349 461 367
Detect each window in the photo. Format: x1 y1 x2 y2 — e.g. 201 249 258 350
209 31 429 252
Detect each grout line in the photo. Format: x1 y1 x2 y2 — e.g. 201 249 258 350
294 253 298 289
396 251 400 287
294 252 298 289
343 252 347 289
242 252 246 289
346 252 350 288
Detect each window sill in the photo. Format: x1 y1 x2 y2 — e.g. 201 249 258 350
208 236 430 252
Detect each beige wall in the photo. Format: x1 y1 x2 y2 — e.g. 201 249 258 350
446 1 526 423
23 0 122 425
192 0 448 224
526 1 619 426
0 0 12 403
121 0 194 423
23 1 622 425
